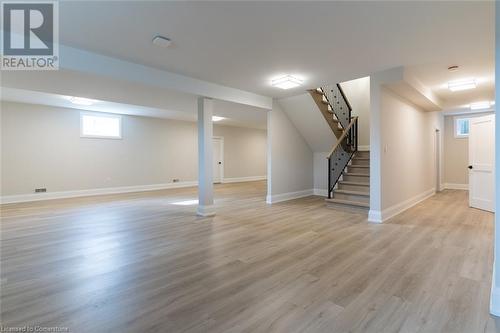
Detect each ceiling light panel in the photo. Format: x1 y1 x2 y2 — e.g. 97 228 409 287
470 101 492 110
271 75 303 90
448 79 477 92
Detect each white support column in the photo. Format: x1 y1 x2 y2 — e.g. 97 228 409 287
197 97 216 217
490 0 500 317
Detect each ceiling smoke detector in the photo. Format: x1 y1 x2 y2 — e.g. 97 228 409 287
447 65 459 72
152 35 172 48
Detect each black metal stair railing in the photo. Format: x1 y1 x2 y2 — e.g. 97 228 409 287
321 83 352 130
320 82 358 199
327 117 358 198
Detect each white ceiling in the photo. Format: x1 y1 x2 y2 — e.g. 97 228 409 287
407 62 495 110
57 1 494 103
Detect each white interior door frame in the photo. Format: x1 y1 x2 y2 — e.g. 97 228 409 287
213 136 224 183
435 128 441 192
469 114 495 212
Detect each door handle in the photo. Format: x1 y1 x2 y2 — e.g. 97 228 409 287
468 165 473 169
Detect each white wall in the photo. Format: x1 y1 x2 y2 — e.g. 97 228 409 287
267 100 313 203
278 94 336 153
379 88 438 209
313 152 329 195
369 68 443 223
341 76 370 148
1 102 267 200
369 67 443 222
212 125 267 179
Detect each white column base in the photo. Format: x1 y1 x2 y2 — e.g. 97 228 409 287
197 205 216 217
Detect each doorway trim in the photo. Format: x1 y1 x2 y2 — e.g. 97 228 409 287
213 136 224 183
435 128 441 192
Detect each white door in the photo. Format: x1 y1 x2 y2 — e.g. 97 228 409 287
469 114 495 212
212 138 223 183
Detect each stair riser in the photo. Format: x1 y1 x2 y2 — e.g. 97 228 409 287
351 159 369 166
343 174 370 183
333 192 369 204
338 183 369 193
347 166 369 175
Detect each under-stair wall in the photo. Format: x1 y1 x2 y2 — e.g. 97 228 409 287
266 101 314 203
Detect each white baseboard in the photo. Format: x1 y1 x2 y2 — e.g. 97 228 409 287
266 189 314 204
1 181 199 204
368 210 383 223
368 188 436 223
358 145 370 151
222 176 267 183
1 177 269 204
443 183 468 190
313 188 328 197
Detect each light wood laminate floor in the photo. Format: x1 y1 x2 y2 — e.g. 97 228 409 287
1 181 499 332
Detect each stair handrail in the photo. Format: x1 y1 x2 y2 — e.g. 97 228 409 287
337 83 352 114
327 116 358 159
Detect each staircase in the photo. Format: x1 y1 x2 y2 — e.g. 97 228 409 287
309 84 370 212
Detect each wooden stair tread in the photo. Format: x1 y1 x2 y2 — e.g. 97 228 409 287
344 173 369 177
349 165 369 168
333 189 369 196
325 198 370 208
339 181 369 186
353 157 370 160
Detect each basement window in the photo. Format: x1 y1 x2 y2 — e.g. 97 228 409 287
80 113 122 139
455 118 470 138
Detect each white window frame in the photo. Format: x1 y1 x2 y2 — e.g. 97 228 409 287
454 117 470 139
80 112 122 139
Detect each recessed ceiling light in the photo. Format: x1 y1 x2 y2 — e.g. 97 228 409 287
152 35 172 48
271 75 303 89
448 79 477 92
470 101 492 110
68 97 96 106
212 116 225 122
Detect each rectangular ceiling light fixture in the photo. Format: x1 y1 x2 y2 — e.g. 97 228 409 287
212 116 225 122
271 75 303 90
470 101 491 110
448 79 477 92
